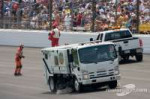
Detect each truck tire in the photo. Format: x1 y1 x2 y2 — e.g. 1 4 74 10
74 79 82 92
135 54 143 62
48 77 56 93
123 56 129 61
108 80 117 89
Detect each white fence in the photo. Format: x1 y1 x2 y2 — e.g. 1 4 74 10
0 29 97 48
0 29 150 53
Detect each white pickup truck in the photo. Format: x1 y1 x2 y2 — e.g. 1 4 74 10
95 29 143 62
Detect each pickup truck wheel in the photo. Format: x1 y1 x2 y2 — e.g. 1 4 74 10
136 54 143 62
123 56 129 61
108 80 117 89
74 79 82 92
48 77 56 93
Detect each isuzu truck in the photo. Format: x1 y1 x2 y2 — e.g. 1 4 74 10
41 41 120 92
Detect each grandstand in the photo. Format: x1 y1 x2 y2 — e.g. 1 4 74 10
0 0 149 33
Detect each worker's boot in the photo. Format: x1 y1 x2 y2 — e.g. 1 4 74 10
14 72 18 76
18 67 22 76
18 73 22 76
14 68 18 76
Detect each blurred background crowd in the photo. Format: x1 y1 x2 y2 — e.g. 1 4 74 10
0 0 150 33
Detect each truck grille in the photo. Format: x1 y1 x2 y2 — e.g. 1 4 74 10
89 69 114 79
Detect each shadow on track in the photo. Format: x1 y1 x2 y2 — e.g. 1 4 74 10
71 87 107 95
119 58 143 65
41 86 108 95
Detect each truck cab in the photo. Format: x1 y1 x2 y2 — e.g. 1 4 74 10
41 41 120 92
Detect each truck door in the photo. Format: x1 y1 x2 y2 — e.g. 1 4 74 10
71 49 82 79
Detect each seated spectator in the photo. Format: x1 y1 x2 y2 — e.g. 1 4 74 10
0 0 149 32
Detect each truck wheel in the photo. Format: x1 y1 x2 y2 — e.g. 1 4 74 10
123 56 129 61
135 54 143 62
74 79 82 92
108 80 117 89
48 77 56 93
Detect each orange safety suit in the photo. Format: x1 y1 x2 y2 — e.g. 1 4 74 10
14 46 24 76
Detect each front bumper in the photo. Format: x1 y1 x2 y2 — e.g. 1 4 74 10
80 74 121 85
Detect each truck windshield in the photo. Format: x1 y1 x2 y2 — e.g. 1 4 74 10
105 30 132 41
79 45 117 64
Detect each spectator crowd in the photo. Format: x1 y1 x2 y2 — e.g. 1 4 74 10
1 0 150 32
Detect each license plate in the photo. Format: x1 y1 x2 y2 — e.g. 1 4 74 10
124 50 130 54
136 49 142 53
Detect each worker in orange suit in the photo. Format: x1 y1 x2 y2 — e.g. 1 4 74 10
48 24 61 47
14 44 25 76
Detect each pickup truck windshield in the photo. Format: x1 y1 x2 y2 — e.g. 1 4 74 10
79 45 117 64
105 30 132 41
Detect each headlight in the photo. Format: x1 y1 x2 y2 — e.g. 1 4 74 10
83 74 90 80
114 70 119 75
82 70 89 80
114 66 119 75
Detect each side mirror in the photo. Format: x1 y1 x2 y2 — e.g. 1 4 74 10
90 38 94 41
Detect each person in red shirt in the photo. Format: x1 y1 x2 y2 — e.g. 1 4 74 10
14 44 25 76
48 24 61 47
77 12 83 26
12 2 19 12
12 2 19 17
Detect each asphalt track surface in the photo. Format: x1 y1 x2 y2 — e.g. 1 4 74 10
0 46 150 99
